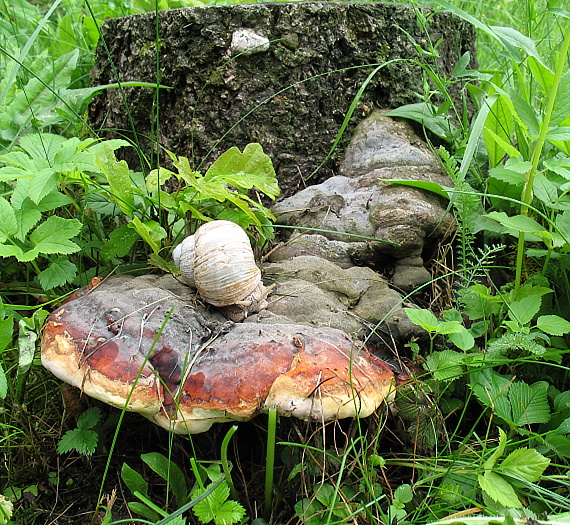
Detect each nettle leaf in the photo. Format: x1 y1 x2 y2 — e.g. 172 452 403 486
500 448 550 482
470 368 512 422
77 407 101 430
57 428 98 455
536 315 570 336
38 258 77 290
403 308 439 332
426 350 465 381
508 294 542 326
29 216 82 255
478 471 521 508
509 381 550 426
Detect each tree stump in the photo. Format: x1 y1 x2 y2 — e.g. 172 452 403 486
89 2 475 195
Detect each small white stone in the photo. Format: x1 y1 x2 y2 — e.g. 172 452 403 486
230 28 270 56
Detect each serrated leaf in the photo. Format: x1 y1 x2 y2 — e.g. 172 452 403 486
552 71 570 126
478 471 521 508
0 196 17 237
509 381 551 426
204 143 278 200
28 170 58 204
77 407 101 430
14 205 41 241
38 258 77 290
508 294 542 326
212 500 246 525
121 463 149 497
192 482 231 524
57 428 98 455
500 447 550 482
426 350 465 381
536 315 570 336
29 216 81 255
403 308 439 332
469 368 512 422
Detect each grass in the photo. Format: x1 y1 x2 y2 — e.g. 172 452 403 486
1 0 570 523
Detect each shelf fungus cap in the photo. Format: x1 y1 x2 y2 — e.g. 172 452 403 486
41 275 396 434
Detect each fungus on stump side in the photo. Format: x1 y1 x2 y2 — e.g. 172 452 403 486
41 275 396 434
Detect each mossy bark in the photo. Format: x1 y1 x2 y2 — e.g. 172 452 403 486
89 2 475 196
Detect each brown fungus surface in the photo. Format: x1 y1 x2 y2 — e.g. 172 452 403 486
41 275 396 434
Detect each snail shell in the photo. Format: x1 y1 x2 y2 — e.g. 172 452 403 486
173 220 269 320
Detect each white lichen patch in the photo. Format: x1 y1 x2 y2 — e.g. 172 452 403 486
230 28 270 56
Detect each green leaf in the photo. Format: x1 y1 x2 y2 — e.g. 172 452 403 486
57 428 98 455
393 484 413 504
484 428 507 470
29 216 82 255
447 326 475 351
77 407 101 430
95 143 135 215
426 350 465 381
121 463 149 497
204 143 279 199
0 363 7 399
484 94 514 167
141 452 187 506
536 315 570 336
129 217 162 254
508 294 542 326
192 482 232 525
387 102 457 140
485 211 547 237
294 498 324 525
545 127 570 142
478 471 521 508
0 316 13 352
500 448 550 482
509 381 551 426
384 179 451 200
314 483 335 507
38 258 77 290
211 500 246 525
550 70 570 127
0 196 17 238
28 170 58 204
469 368 512 422
127 501 159 522
101 224 139 261
403 308 439 332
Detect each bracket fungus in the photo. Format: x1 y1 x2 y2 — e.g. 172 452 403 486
41 274 397 434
